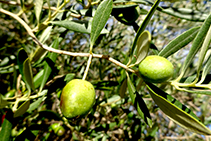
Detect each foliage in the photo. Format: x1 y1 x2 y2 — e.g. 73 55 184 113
1 0 211 140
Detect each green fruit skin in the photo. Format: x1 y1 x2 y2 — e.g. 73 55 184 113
60 79 96 118
139 55 174 83
50 123 65 136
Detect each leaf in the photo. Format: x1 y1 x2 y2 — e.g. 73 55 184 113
134 30 151 65
51 20 109 34
90 0 113 47
64 73 75 84
34 0 43 25
146 1 208 22
112 4 141 25
17 48 28 78
158 26 200 58
33 69 44 89
39 38 60 92
119 78 127 98
27 95 47 113
196 26 211 77
146 82 211 135
198 55 211 84
130 0 160 56
178 13 211 79
0 95 10 109
0 110 13 141
30 26 53 62
23 58 35 90
14 100 30 118
126 72 152 127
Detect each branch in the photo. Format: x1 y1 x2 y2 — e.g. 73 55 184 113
0 8 136 74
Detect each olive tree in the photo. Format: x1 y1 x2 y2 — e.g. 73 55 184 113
0 0 211 140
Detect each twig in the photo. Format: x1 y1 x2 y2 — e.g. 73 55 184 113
0 8 136 74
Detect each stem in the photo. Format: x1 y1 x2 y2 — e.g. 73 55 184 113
82 54 93 80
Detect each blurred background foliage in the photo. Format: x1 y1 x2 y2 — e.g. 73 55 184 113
1 0 211 140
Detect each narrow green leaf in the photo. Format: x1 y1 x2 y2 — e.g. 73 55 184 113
39 38 60 92
0 110 13 141
198 55 211 84
134 30 151 65
27 95 47 113
23 58 35 90
14 100 30 118
0 95 10 109
129 0 160 56
33 69 44 89
51 20 109 34
146 1 207 22
180 88 211 95
158 7 207 22
119 78 127 98
17 48 28 78
158 26 200 58
90 0 113 47
30 26 53 62
179 13 211 79
146 82 211 135
126 72 152 127
196 26 211 76
34 0 43 25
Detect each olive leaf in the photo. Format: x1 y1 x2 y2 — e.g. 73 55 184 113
51 20 109 34
196 26 211 78
134 30 151 65
90 0 113 48
0 110 13 141
130 0 160 56
23 58 35 91
39 38 60 92
198 55 211 84
158 26 200 58
0 95 10 109
178 13 211 80
126 72 152 127
119 78 127 98
146 82 211 135
34 0 43 25
14 100 30 118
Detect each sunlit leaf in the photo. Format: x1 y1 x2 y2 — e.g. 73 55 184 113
27 95 47 113
130 0 160 56
90 0 113 47
196 26 211 77
158 26 200 58
33 69 44 89
51 20 109 34
146 82 211 135
134 30 151 65
178 13 211 80
34 0 43 25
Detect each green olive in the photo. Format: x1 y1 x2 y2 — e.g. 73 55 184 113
49 123 65 136
138 55 174 83
60 79 96 119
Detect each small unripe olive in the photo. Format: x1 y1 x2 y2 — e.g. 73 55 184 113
138 55 174 83
60 79 95 119
49 123 65 136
